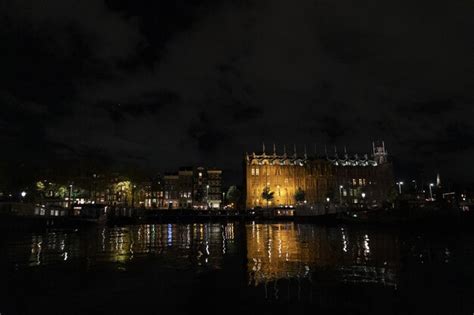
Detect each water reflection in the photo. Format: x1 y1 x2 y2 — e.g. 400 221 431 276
2 222 473 314
5 223 237 270
246 223 399 287
2 222 466 288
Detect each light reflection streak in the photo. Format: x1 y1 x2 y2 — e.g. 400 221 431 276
363 234 370 259
341 227 348 253
247 224 397 287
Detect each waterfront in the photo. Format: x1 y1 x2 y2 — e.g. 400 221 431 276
1 222 473 314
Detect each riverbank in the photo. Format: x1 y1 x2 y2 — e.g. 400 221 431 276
1 208 472 232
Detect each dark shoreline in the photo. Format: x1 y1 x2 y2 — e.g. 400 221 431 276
1 210 472 232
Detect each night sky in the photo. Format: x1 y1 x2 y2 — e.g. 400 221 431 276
1 0 473 186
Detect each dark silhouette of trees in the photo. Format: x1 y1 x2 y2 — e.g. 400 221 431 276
294 187 305 204
261 186 275 209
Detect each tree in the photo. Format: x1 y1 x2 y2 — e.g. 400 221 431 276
112 180 132 206
226 186 241 209
294 187 305 205
261 186 275 209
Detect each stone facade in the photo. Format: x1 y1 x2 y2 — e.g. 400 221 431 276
245 142 394 209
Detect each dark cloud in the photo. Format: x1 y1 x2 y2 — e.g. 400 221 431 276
232 106 263 123
1 0 474 187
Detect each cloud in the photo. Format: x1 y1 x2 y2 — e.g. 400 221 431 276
1 0 474 185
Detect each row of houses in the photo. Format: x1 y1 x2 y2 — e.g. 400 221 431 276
34 166 223 210
144 167 223 209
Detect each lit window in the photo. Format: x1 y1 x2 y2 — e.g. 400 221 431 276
353 178 357 185
255 168 259 176
359 178 363 185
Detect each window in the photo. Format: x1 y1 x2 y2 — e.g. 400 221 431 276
255 168 260 176
359 178 363 185
251 168 255 176
352 178 357 185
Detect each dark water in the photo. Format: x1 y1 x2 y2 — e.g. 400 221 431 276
1 222 473 314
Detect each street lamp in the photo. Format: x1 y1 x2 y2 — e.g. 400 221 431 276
206 184 210 209
361 192 366 199
20 191 27 203
132 184 137 208
429 183 434 201
397 181 404 194
69 184 73 207
339 185 343 205
326 197 330 203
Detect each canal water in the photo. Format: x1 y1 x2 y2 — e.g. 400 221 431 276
1 222 473 314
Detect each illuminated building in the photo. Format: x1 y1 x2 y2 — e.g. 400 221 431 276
162 173 179 209
205 168 223 209
159 167 223 209
178 167 194 208
244 142 393 209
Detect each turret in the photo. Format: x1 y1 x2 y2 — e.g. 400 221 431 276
372 140 388 164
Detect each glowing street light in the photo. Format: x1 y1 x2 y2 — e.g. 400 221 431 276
429 183 434 201
396 181 404 194
206 184 210 209
20 191 27 203
361 192 366 199
69 184 73 208
326 197 330 203
339 185 343 205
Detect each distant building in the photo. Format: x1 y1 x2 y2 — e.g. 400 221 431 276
207 169 223 209
158 167 223 209
162 173 179 209
178 167 194 208
244 142 394 209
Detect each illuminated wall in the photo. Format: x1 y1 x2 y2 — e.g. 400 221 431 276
244 148 393 209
